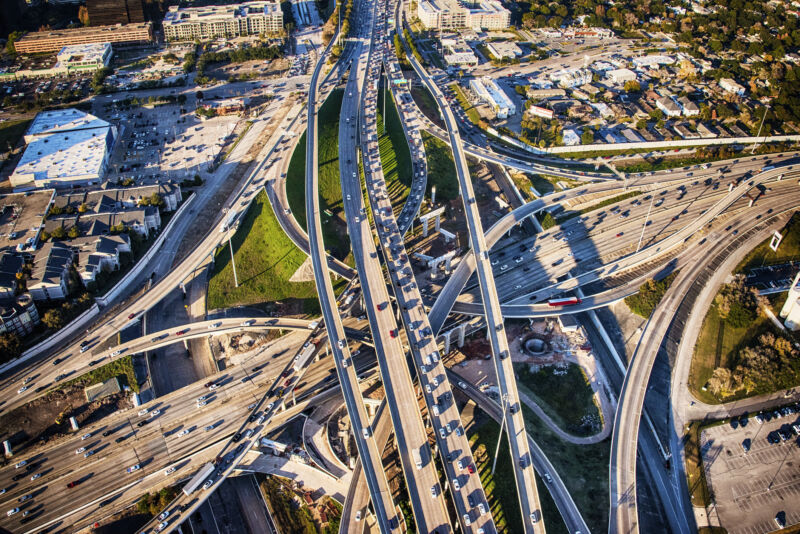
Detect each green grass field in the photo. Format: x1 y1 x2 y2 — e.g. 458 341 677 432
421 131 459 200
410 85 444 128
469 416 569 534
521 405 610 532
515 363 602 437
376 86 412 212
285 88 351 261
0 119 31 152
63 354 138 393
736 212 800 272
207 189 320 311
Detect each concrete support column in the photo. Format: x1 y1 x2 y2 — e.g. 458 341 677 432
422 218 430 237
458 325 466 347
434 214 441 232
444 333 451 354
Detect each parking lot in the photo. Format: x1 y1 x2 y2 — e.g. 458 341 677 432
93 95 239 186
702 405 800 533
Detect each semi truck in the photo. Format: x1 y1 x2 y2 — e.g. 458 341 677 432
293 343 316 372
182 462 215 496
412 447 423 470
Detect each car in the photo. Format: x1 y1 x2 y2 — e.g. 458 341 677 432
12 474 24 481
241 319 256 327
208 322 222 329
156 521 169 532
232 433 242 442
18 495 31 503
138 408 149 417
76 447 86 454
478 503 486 516
84 450 94 458
149 409 160 418
80 345 90 353
175 329 189 336
128 313 136 320
355 510 362 521
203 479 214 490
467 463 475 473
158 511 170 521
439 428 446 439
775 511 787 528
544 473 552 483
127 464 140 473
178 429 190 437
115 436 128 443
7 508 19 517
390 329 398 338
15 461 27 469
66 480 81 488
30 473 41 481
137 420 150 428
17 386 28 394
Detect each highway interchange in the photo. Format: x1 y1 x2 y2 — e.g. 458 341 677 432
1 0 800 531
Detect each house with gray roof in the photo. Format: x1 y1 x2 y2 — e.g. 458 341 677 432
29 242 73 300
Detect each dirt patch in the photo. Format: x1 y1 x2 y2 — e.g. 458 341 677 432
0 387 131 460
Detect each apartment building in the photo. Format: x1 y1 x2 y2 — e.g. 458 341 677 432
417 0 510 30
163 1 283 41
14 23 153 54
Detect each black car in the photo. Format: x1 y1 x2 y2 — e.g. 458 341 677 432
115 436 127 443
232 433 242 442
136 420 149 428
12 474 25 481
248 414 257 423
102 428 117 437
52 358 61 366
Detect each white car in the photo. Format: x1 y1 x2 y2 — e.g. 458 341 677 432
202 479 214 490
76 447 86 454
14 461 26 469
30 473 41 481
81 433 91 440
127 464 140 474
149 410 160 418
6 508 19 517
178 429 190 437
84 450 94 458
138 409 149 417
156 520 169 532
158 510 170 520
17 386 28 394
208 322 222 329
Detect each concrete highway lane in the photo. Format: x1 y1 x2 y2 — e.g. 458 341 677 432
304 8 400 531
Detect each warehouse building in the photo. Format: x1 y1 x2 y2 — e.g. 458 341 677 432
11 109 116 190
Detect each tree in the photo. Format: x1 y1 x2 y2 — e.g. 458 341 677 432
78 5 90 26
42 309 65 330
78 203 89 213
581 128 594 144
51 226 66 240
6 31 24 56
0 333 22 363
67 226 80 239
623 80 641 92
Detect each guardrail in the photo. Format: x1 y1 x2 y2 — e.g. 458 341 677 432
95 193 196 307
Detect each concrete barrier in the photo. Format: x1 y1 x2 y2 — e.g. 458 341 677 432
0 302 100 375
95 193 196 307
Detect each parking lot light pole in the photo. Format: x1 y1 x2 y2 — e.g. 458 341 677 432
767 443 792 491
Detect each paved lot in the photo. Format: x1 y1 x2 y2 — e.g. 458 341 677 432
702 409 800 533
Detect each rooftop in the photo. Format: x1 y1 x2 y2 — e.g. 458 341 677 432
12 127 112 185
163 1 281 25
31 241 72 286
25 109 111 141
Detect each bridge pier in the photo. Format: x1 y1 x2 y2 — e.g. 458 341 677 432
457 324 466 347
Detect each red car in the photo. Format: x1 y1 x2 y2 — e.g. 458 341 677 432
128 313 136 320
616 232 624 237
467 464 475 474
390 329 398 338
66 480 81 488
175 329 189 336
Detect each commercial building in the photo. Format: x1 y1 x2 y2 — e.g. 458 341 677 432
441 36 479 66
29 242 73 301
11 109 116 189
417 0 510 30
163 2 283 41
55 43 113 73
200 98 246 116
527 105 554 120
486 41 522 60
468 76 516 119
14 23 153 54
606 68 637 84
86 0 145 26
550 68 591 89
632 55 675 69
0 254 23 299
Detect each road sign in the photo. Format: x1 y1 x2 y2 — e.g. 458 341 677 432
770 231 783 251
